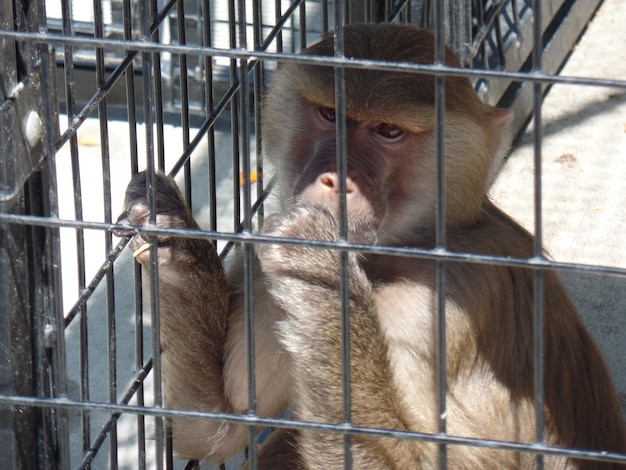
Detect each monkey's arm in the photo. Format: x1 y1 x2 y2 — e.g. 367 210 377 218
117 172 249 461
257 205 420 467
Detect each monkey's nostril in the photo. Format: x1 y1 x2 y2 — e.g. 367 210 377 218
345 180 355 194
320 174 336 189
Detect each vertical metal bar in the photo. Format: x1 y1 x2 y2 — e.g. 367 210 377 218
154 23 166 173
322 0 329 34
237 0 257 467
139 0 163 468
475 1 486 69
253 0 265 227
123 0 140 176
334 0 348 292
133 257 147 470
147 133 165 470
274 0 284 52
38 5 70 465
531 1 545 468
332 6 351 469
121 0 146 466
299 1 307 48
229 0 241 230
150 22 177 453
433 1 447 468
39 175 71 468
152 0 174 454
201 0 218 239
176 0 192 206
59 0 91 459
494 12 506 69
92 0 119 466
512 0 520 31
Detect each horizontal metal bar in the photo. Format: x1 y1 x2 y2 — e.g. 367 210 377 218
1 30 626 90
1 211 625 279
1 394 625 465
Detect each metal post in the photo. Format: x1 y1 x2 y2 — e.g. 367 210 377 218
0 0 66 467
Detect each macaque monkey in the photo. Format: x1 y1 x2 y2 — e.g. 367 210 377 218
117 24 626 468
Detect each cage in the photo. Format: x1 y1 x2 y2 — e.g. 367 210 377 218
1 0 625 469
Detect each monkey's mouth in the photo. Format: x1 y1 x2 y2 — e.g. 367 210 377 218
129 236 175 259
133 242 151 258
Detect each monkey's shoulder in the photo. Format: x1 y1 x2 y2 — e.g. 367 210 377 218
447 200 535 260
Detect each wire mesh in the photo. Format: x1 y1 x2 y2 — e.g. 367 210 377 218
1 0 625 469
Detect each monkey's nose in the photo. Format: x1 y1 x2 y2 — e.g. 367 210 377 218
319 172 355 195
114 212 134 236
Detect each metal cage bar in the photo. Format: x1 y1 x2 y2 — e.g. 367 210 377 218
1 0 626 469
530 1 545 467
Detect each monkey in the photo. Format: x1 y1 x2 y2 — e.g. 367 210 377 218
117 23 626 468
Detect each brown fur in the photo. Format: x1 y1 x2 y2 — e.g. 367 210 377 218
118 24 626 468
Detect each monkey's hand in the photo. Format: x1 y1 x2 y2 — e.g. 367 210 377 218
256 204 371 290
116 172 233 461
116 171 211 268
257 203 376 283
115 169 227 340
257 205 397 426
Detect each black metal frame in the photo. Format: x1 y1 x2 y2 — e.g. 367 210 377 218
1 0 625 469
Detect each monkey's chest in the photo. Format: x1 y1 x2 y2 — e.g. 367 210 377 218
374 281 478 432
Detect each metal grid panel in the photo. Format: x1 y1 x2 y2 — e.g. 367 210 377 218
1 0 625 469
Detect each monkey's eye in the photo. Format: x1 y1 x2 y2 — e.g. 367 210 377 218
318 107 336 122
372 123 404 140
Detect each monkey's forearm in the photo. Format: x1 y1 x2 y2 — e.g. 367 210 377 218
258 206 408 429
119 172 253 460
150 239 231 410
147 240 256 461
261 246 420 467
277 268 403 425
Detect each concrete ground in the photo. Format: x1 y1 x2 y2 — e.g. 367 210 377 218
54 0 625 467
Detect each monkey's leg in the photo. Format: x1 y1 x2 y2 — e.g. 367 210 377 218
257 205 421 467
117 172 238 460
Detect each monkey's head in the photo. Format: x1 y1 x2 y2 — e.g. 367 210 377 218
262 23 512 245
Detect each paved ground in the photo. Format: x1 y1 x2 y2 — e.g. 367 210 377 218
54 0 626 466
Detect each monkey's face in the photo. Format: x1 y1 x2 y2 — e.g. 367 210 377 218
273 98 440 245
261 24 511 246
